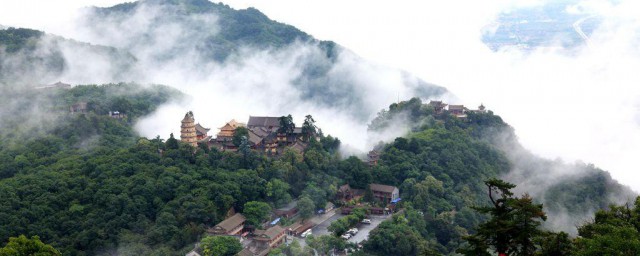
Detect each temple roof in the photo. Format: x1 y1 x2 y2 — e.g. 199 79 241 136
212 213 245 232
219 119 245 130
195 123 210 135
448 105 466 111
247 116 280 128
248 130 263 145
254 225 284 240
182 112 194 122
369 183 398 194
429 100 447 106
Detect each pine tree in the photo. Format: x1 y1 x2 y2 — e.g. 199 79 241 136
458 179 548 256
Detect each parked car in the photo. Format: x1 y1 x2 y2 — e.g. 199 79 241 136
361 219 371 224
301 229 312 238
341 233 352 240
348 228 359 235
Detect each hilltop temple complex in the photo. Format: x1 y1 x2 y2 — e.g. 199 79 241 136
179 101 483 153
428 100 486 118
180 113 311 155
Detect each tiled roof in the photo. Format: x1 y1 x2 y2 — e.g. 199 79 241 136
247 116 280 128
369 183 398 194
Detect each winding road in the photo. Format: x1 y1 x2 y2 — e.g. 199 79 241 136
573 15 597 48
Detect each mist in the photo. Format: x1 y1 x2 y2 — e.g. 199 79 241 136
205 0 640 193
48 0 444 152
2 0 640 235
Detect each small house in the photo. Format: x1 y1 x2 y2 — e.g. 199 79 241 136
274 200 298 218
369 183 399 204
253 225 286 248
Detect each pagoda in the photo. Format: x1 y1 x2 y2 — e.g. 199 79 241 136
181 111 198 147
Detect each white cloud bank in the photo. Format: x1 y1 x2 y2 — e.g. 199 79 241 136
221 0 640 191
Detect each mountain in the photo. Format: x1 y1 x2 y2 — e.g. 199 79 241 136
0 0 446 123
0 90 634 255
77 0 446 119
0 27 136 87
0 0 637 255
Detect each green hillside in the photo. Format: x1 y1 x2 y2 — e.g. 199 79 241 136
0 89 635 255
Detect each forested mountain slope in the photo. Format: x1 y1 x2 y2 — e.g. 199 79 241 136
0 91 634 255
358 98 635 255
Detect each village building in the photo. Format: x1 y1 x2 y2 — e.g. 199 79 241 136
207 213 246 236
337 184 354 201
285 220 315 237
274 200 298 218
70 102 88 114
369 183 400 204
253 225 286 248
336 184 364 202
238 225 286 256
109 111 126 119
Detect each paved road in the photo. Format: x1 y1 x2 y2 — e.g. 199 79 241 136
311 213 342 237
572 15 596 48
311 213 392 244
348 215 390 243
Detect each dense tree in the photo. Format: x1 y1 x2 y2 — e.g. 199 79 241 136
572 197 640 255
0 89 633 256
306 235 346 255
243 201 272 227
298 196 315 220
266 179 292 208
301 114 317 141
277 115 295 135
364 215 433 256
458 179 548 256
232 127 249 147
200 236 242 256
0 235 61 256
166 133 179 149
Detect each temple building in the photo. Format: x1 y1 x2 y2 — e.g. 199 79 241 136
213 119 245 150
180 111 198 147
247 116 281 131
448 105 468 118
428 100 448 114
195 123 211 141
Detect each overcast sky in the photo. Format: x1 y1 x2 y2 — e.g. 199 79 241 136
2 0 640 191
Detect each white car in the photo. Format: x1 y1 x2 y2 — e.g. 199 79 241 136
341 233 351 240
348 228 358 235
361 219 371 224
301 229 312 238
